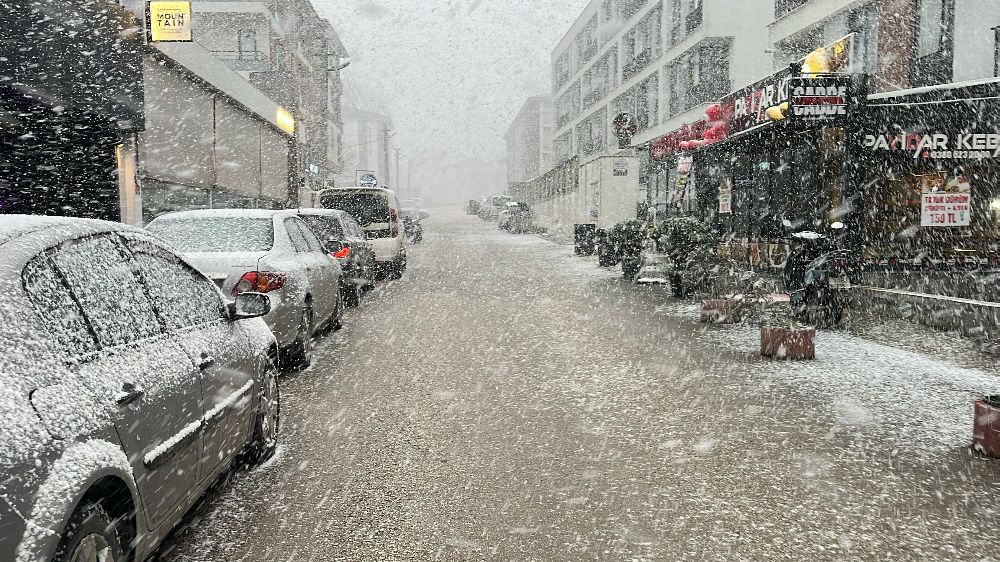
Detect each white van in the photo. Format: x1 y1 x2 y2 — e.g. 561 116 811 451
316 187 407 278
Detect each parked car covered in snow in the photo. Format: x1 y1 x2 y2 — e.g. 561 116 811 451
296 208 376 308
0 216 280 562
147 209 343 370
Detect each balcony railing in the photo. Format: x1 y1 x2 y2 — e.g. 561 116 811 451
211 50 268 62
775 0 811 18
622 48 652 81
583 87 606 108
685 5 703 34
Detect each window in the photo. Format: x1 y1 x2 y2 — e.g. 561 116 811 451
23 255 98 356
284 218 313 253
300 215 345 242
238 29 257 60
126 238 225 330
50 236 160 348
917 0 945 57
298 220 324 252
690 50 701 86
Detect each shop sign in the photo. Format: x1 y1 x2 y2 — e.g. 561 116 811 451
357 171 378 187
718 177 732 214
863 132 1000 160
788 77 852 122
920 174 972 227
148 1 193 42
613 160 628 176
721 70 792 136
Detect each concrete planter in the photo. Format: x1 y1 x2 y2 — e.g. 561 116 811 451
761 325 815 360
701 299 743 324
973 397 1000 457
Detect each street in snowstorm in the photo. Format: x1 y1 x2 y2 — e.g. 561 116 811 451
157 212 1000 562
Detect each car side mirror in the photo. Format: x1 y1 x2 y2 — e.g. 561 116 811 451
324 240 345 254
229 292 271 320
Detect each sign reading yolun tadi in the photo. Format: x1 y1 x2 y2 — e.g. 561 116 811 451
148 1 193 42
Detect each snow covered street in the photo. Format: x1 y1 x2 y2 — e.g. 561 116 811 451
156 211 1000 561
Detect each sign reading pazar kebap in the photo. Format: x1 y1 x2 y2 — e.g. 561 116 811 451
863 132 1000 160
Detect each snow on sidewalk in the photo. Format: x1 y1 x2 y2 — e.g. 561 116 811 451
703 322 1000 456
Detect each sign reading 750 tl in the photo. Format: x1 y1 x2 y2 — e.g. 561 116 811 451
148 1 193 43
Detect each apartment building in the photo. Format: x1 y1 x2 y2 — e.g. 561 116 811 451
770 0 1000 91
505 96 554 184
550 0 775 164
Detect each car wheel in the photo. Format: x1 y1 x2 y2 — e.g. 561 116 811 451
282 307 313 371
390 256 405 280
243 360 280 465
54 502 127 562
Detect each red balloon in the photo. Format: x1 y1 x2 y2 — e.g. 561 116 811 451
679 141 691 151
705 104 723 121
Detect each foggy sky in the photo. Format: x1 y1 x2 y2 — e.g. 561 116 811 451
316 0 590 200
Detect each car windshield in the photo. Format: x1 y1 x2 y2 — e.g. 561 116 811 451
319 193 390 226
299 215 345 241
148 217 274 253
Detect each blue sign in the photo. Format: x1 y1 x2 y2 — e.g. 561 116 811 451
359 174 378 188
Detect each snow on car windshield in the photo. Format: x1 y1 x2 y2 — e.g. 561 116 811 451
319 193 389 226
148 218 274 253
299 215 344 241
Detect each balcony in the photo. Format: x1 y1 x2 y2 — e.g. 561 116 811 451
685 4 703 34
775 0 812 18
583 87 606 108
622 48 652 81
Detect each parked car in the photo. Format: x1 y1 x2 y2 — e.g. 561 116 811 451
478 194 512 221
146 209 343 370
315 187 407 279
466 199 481 215
297 208 376 308
0 215 280 562
498 201 533 233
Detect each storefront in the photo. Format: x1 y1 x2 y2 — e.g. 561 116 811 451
138 43 294 223
645 68 860 273
855 78 1000 300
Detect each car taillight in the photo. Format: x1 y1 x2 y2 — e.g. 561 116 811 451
232 272 287 296
333 247 351 259
390 208 399 238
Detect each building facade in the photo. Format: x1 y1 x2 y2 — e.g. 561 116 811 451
339 106 395 189
505 96 554 184
191 0 349 204
549 0 776 166
136 42 294 223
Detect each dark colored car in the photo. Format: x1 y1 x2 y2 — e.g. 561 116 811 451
0 216 280 562
297 209 377 307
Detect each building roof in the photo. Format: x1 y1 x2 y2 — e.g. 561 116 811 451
342 105 393 122
152 41 292 136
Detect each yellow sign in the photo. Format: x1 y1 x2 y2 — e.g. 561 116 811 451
149 1 192 42
276 107 295 135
